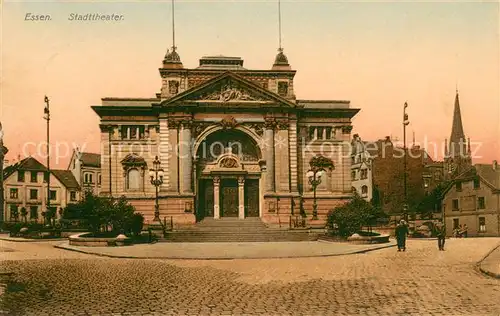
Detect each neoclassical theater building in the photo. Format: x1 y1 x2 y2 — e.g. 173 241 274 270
92 48 359 226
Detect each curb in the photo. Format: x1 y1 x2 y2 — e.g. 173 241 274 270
54 242 396 260
0 236 65 243
476 242 500 279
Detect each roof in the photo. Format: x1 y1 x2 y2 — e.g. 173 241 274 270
475 164 500 190
51 170 80 189
80 152 101 168
3 157 47 179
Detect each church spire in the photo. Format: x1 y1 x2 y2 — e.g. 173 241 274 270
449 90 467 158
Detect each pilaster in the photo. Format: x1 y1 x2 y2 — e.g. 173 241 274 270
213 177 220 219
179 119 193 194
289 120 298 193
167 119 180 193
238 176 245 219
264 118 276 192
275 120 290 192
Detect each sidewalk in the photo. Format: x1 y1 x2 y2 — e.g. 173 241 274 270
55 240 396 260
479 243 500 279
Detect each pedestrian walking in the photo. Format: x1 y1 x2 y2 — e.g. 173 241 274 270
435 222 446 251
395 220 409 251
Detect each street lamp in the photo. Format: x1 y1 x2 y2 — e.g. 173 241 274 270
403 102 410 222
149 156 164 222
306 168 324 220
43 96 52 225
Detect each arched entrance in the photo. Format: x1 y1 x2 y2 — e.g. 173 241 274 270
195 129 263 221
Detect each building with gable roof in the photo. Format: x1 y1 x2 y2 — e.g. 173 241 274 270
68 149 101 195
442 161 500 236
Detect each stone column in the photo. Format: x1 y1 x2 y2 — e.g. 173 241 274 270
238 176 245 219
264 118 275 192
159 119 170 190
275 120 290 192
213 177 220 219
167 119 179 192
179 120 193 194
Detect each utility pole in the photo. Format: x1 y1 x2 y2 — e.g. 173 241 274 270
0 122 7 224
44 96 51 225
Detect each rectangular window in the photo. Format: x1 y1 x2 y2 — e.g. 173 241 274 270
97 174 102 185
138 126 145 139
121 126 128 139
30 171 38 183
479 217 486 232
453 218 459 230
277 82 288 97
325 127 332 139
473 178 480 189
477 197 485 209
50 190 57 201
84 173 93 184
30 206 38 219
361 170 368 180
452 199 459 211
351 157 355 164
17 171 25 182
456 182 462 192
9 188 18 199
424 178 430 188
308 127 315 141
130 126 138 139
316 127 324 140
351 171 356 181
30 189 38 200
70 191 77 201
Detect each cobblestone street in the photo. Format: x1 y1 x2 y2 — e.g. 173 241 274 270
1 238 499 315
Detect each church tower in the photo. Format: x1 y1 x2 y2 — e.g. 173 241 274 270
445 90 472 178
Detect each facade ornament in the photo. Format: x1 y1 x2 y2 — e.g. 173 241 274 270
341 125 353 134
264 117 278 130
220 157 239 168
154 125 160 133
192 122 212 138
200 80 264 102
237 176 245 185
213 176 220 185
244 123 264 137
168 119 181 129
277 119 289 130
181 119 193 129
219 116 238 130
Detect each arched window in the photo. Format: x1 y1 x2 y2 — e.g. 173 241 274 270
127 169 141 190
361 185 368 197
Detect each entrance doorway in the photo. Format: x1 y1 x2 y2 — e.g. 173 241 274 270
221 179 238 217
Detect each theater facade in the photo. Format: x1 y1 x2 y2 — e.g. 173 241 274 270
92 49 359 226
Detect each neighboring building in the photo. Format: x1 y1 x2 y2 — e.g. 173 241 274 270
350 134 373 201
444 90 472 179
92 48 359 226
366 136 433 215
68 149 101 195
442 161 500 237
2 157 80 222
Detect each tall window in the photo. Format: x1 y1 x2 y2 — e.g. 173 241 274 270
30 189 38 200
452 199 459 211
127 169 141 190
98 174 102 185
120 126 146 140
477 197 485 209
17 171 25 182
351 171 356 181
9 188 18 199
70 191 77 202
316 127 324 140
31 171 38 183
84 173 93 184
325 127 333 139
479 217 486 232
361 169 368 180
308 127 315 141
456 182 462 192
277 81 288 97
453 218 459 229
30 206 38 219
361 185 368 197
473 178 480 189
50 190 57 201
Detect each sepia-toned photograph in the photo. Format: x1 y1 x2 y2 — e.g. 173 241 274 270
1 0 499 315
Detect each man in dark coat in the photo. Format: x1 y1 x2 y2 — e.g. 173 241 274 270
395 220 409 251
435 222 446 251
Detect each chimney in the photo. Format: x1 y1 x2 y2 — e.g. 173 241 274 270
493 160 498 170
385 136 391 142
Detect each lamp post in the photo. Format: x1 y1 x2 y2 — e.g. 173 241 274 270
43 96 52 225
403 102 410 222
149 156 164 222
306 168 324 220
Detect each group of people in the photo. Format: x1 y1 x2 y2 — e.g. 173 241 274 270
394 220 447 252
453 224 468 238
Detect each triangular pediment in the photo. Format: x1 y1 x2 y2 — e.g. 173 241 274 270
160 72 296 108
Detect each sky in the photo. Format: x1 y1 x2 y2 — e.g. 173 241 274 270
1 0 499 168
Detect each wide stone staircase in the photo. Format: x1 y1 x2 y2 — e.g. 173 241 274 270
164 218 320 242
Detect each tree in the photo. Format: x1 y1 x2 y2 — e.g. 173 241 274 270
11 208 19 222
327 193 387 237
416 181 450 219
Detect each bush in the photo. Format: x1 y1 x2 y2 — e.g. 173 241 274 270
129 213 144 237
327 193 388 238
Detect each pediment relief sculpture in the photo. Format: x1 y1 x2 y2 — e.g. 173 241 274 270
220 116 238 130
219 157 239 168
198 80 265 102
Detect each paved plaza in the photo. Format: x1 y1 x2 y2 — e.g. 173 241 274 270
0 238 499 315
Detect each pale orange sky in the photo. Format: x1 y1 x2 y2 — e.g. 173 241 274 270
1 1 499 167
